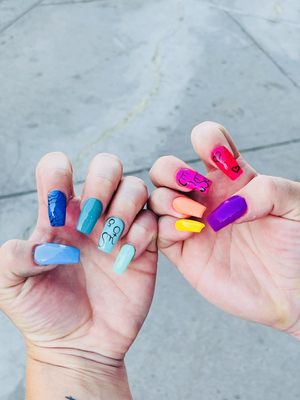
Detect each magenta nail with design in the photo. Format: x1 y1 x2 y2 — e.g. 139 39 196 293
176 168 212 193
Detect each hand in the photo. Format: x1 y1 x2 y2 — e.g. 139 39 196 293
149 121 300 338
0 152 157 399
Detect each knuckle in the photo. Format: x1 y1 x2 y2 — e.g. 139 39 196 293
91 153 123 174
94 175 116 193
0 239 20 262
36 152 72 178
255 175 276 195
124 176 148 194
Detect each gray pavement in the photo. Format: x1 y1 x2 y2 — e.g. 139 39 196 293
0 0 300 399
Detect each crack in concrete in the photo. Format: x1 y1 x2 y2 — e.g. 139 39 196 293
41 0 103 5
201 0 300 28
72 0 185 171
0 0 44 35
1 137 300 200
225 11 300 91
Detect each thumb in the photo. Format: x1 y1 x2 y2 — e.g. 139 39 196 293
0 240 80 289
207 175 300 231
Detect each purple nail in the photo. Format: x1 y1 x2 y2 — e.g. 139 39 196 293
207 195 247 232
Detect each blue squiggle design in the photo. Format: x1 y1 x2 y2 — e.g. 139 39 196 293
48 190 67 227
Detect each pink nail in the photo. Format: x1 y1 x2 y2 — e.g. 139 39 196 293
176 168 212 193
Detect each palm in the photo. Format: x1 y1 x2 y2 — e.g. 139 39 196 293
163 170 300 333
8 198 157 359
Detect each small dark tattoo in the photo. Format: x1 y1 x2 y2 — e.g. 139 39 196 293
65 397 76 400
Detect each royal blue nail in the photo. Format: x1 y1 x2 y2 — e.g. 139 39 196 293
34 243 80 266
207 195 247 232
48 190 67 227
98 217 125 254
77 198 103 235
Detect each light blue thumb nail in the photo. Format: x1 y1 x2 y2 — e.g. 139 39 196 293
34 243 80 266
113 244 136 275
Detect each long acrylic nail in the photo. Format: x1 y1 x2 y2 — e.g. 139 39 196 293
211 146 243 180
207 195 247 232
113 244 136 275
48 190 67 227
98 217 125 254
176 168 212 193
175 219 205 233
77 198 103 235
34 243 80 266
173 197 207 218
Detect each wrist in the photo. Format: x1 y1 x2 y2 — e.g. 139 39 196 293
26 343 132 400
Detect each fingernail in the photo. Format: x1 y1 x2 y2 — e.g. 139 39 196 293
175 219 205 233
211 146 243 180
176 168 212 193
34 243 80 266
113 244 136 275
98 217 125 254
77 198 103 235
173 197 207 218
48 190 67 227
207 195 247 232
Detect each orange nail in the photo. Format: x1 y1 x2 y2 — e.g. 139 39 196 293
173 197 207 218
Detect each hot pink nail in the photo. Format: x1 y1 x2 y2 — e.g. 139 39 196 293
211 146 243 180
176 168 212 193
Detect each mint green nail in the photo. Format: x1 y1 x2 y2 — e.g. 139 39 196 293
113 244 136 275
77 198 103 235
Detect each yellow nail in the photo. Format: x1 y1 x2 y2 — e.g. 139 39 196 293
175 219 205 233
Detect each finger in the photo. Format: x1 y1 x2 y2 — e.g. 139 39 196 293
77 153 123 235
149 155 212 194
35 152 74 228
148 187 207 219
191 121 256 182
98 176 148 254
0 240 80 289
157 215 194 251
113 210 157 275
207 175 300 232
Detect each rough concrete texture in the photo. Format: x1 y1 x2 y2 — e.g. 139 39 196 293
0 0 300 399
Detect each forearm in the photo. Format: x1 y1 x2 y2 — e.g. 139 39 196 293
25 345 132 400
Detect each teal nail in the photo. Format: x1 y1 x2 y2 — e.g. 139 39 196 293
98 216 125 254
77 198 103 235
34 243 80 266
113 244 136 275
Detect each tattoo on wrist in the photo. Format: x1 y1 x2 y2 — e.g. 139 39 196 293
65 397 76 400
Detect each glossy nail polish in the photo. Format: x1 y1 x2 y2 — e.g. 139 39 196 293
175 219 205 233
77 198 103 235
98 217 125 254
34 243 80 266
48 190 67 227
113 244 136 275
211 146 243 180
173 197 207 218
176 168 212 193
207 195 247 232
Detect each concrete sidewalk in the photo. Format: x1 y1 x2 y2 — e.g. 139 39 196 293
0 1 300 399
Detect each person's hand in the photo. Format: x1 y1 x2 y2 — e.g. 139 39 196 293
0 152 157 399
149 121 300 339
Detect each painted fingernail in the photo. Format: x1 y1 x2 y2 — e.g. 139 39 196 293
207 195 247 232
98 217 125 254
113 244 136 275
176 168 212 193
173 197 207 218
175 219 205 233
48 190 67 227
77 198 103 235
211 146 243 180
34 243 80 266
